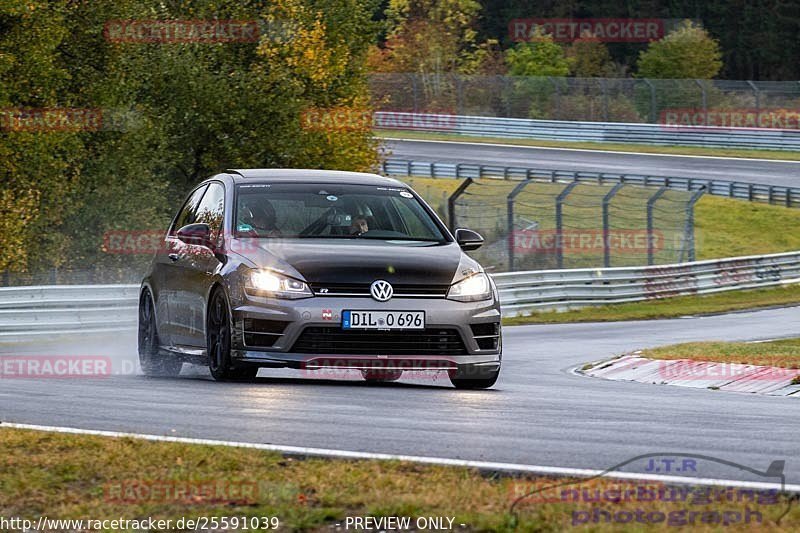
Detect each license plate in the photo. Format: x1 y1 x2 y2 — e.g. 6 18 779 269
342 310 425 330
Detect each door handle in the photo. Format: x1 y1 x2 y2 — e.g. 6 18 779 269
168 253 180 262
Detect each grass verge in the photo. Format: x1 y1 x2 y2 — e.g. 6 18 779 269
640 338 800 369
502 284 800 325
378 130 800 161
1 428 797 531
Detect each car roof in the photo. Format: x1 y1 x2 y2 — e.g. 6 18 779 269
225 168 405 187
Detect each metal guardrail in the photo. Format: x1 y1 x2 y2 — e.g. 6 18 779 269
0 285 139 343
3 251 800 339
383 158 800 208
375 112 800 151
496 250 800 316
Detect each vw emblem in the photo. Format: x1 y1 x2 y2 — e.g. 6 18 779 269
370 280 393 302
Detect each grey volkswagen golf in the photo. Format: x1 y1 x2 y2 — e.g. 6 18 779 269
138 169 502 388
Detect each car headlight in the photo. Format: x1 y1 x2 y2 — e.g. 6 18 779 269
246 269 313 299
447 272 492 302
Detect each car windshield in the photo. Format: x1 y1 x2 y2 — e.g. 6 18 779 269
234 183 447 242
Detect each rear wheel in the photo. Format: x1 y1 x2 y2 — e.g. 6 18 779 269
207 287 258 381
361 370 403 383
138 290 182 377
449 369 499 390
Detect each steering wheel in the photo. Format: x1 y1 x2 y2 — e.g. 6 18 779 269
299 206 344 237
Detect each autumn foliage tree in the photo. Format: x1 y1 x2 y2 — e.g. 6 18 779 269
0 0 380 278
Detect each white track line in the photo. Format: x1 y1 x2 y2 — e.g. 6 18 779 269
4 422 799 493
384 137 800 164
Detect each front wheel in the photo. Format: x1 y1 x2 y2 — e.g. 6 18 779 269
449 369 499 390
207 287 258 381
138 289 182 377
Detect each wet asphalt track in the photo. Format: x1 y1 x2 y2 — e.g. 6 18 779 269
2 306 799 484
385 139 800 187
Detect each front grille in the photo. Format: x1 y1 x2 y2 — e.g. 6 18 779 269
309 282 448 298
470 322 500 350
291 326 467 355
243 318 288 348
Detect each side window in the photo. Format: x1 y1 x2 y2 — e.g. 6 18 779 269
170 185 208 235
194 182 225 244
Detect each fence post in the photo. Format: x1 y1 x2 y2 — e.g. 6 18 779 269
643 79 657 123
411 74 420 114
455 74 464 116
507 180 535 271
646 187 668 266
747 80 760 123
601 78 609 122
555 181 580 269
682 187 706 263
448 177 474 230
694 79 707 118
602 183 625 268
548 77 561 119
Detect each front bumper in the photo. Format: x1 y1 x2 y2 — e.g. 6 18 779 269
229 294 502 372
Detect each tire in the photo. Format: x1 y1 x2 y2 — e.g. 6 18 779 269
207 287 258 381
449 369 499 390
138 289 182 377
361 370 403 383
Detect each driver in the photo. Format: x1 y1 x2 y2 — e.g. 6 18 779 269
240 199 281 237
349 216 368 235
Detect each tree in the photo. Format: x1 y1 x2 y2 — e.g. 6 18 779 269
505 30 569 77
371 0 493 74
566 33 615 77
636 20 723 79
1 0 381 277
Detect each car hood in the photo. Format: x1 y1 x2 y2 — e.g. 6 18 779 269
231 238 467 286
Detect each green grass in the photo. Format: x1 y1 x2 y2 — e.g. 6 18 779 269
640 338 800 369
695 196 800 259
379 130 800 161
503 284 800 325
2 428 798 532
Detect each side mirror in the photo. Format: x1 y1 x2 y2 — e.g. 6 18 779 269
176 223 213 248
455 228 484 251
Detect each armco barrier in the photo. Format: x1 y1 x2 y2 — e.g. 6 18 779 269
0 285 139 343
375 112 800 151
382 158 800 207
495 250 800 316
2 250 800 340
